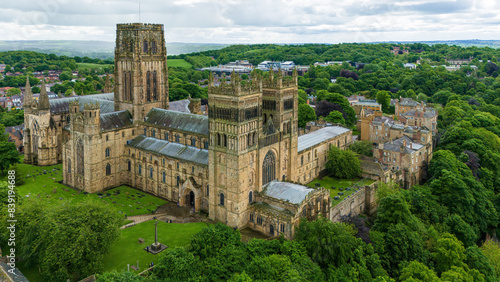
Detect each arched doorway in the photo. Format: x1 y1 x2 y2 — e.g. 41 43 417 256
189 191 195 207
262 150 276 185
270 225 274 236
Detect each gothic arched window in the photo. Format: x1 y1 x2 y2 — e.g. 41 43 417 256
77 139 84 175
68 159 71 174
127 160 131 171
146 71 151 102
143 40 148 53
249 191 253 203
262 150 276 185
204 141 209 149
153 70 157 101
165 132 169 140
152 40 157 54
151 129 156 138
149 167 154 178
144 128 147 136
106 163 111 176
220 193 225 206
162 171 166 183
105 148 110 157
138 164 142 175
191 138 196 147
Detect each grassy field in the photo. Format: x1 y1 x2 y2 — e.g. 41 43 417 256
102 221 207 273
77 63 113 70
167 59 192 68
1 162 167 216
307 176 375 206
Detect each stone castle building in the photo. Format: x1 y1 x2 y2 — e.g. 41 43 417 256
23 23 352 238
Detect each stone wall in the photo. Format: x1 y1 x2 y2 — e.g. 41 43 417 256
330 181 378 222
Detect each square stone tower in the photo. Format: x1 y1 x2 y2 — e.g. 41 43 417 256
208 72 263 228
114 23 169 122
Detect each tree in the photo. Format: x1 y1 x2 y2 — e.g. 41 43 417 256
247 255 301 281
59 71 73 81
399 261 440 282
6 88 21 96
315 100 346 119
325 110 345 125
31 86 41 94
153 247 202 280
96 271 144 281
481 240 500 279
432 234 467 275
298 104 316 128
372 194 415 233
188 223 242 260
0 124 20 175
349 140 373 157
375 181 401 204
464 246 496 282
16 199 123 281
325 146 361 179
376 90 391 113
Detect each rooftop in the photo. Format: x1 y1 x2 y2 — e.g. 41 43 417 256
49 93 115 114
262 181 316 205
382 136 424 154
401 108 437 119
398 98 420 107
298 126 350 152
144 108 209 136
128 135 208 166
169 99 191 113
353 99 381 107
100 110 133 131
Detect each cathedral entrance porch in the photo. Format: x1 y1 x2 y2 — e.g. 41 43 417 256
179 178 201 212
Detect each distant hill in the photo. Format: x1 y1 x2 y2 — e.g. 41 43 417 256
372 39 500 48
0 40 229 59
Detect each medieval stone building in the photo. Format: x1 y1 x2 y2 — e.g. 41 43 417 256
23 23 352 238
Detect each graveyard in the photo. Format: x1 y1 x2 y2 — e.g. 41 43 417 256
2 161 167 216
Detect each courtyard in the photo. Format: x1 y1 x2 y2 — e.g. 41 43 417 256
307 176 375 207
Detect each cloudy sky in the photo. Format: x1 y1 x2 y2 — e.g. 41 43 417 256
2 0 500 43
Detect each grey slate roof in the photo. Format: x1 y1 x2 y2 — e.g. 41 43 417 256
100 110 133 131
49 93 115 114
169 99 191 113
354 99 380 107
263 181 315 205
399 98 420 107
298 126 350 152
401 108 437 119
144 108 209 136
128 135 208 166
382 136 424 154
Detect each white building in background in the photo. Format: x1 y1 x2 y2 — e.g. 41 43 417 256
257 61 296 71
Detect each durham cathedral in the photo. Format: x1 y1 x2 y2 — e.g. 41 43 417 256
23 23 353 238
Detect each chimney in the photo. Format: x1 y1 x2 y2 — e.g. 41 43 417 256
306 99 310 105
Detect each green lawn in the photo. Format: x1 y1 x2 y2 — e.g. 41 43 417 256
167 59 192 68
102 221 207 273
307 176 375 207
1 162 167 216
77 63 113 70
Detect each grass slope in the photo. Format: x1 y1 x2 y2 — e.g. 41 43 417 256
77 63 113 70
167 59 192 68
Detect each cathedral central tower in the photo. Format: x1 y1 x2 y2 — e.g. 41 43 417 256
114 23 169 122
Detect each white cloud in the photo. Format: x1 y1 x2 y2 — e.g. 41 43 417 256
0 0 497 43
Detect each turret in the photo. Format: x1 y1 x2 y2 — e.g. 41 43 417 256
37 79 50 110
23 77 34 108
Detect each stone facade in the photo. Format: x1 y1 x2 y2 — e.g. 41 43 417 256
25 22 355 239
373 136 432 189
